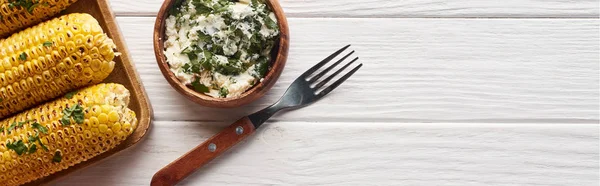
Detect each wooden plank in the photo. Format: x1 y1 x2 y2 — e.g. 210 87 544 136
107 0 600 17
115 17 600 122
54 121 600 185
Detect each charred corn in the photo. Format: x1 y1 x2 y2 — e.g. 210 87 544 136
0 83 137 186
0 13 117 119
0 0 79 38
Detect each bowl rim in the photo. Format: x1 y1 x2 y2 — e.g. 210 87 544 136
153 0 289 108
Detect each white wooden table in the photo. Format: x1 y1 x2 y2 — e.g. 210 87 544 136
55 0 599 185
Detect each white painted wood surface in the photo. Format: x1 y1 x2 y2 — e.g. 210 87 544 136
107 0 600 17
55 0 599 185
59 122 599 186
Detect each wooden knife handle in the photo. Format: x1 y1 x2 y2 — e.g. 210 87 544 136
151 117 256 186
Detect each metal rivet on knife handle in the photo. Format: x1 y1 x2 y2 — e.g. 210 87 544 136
208 143 216 152
236 126 244 135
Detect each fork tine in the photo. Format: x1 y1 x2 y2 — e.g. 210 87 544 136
308 50 354 83
301 44 351 78
317 63 363 97
313 57 358 90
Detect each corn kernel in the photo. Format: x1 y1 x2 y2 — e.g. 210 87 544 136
2 152 10 162
90 105 101 116
91 128 99 135
90 59 102 72
97 113 108 124
108 111 119 122
117 131 126 138
98 124 108 133
93 93 104 104
122 122 131 130
100 105 111 113
105 129 113 136
100 61 114 74
41 137 49 145
89 117 99 127
83 119 91 128
111 122 122 132
83 130 92 139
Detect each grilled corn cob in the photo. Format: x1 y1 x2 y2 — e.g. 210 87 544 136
0 13 117 119
0 83 137 186
0 0 79 38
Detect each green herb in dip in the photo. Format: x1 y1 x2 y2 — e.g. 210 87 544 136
164 0 280 98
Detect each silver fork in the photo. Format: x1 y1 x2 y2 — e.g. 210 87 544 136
151 45 362 186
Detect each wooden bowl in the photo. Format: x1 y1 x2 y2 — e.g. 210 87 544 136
153 0 289 108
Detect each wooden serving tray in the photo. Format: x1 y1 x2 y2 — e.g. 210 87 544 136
22 0 153 185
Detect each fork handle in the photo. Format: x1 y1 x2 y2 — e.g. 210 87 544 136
151 117 256 186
